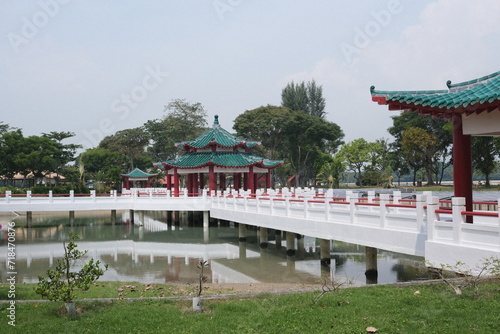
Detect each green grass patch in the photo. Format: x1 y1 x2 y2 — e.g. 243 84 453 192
1 282 499 333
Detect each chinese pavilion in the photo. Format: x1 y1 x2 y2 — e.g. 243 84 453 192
153 115 284 196
371 70 500 214
121 168 158 190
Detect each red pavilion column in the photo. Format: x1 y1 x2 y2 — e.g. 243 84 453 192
266 170 271 189
209 165 217 194
248 166 255 194
166 174 172 190
199 173 204 191
452 114 473 221
219 173 226 191
186 174 192 196
173 168 180 197
193 173 199 195
233 173 241 191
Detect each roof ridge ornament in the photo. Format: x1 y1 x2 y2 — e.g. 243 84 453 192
213 114 220 128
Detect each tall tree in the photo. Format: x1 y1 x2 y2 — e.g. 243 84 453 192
233 105 292 160
388 111 452 185
281 80 326 118
99 127 150 170
472 136 499 187
337 138 373 187
145 99 208 161
401 127 438 185
284 112 343 186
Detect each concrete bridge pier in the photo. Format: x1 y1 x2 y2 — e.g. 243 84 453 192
238 223 247 242
69 211 75 226
275 230 282 249
319 239 331 267
166 211 173 226
203 211 209 229
138 211 145 226
296 234 304 259
259 227 268 248
365 246 378 284
111 210 116 225
285 232 296 256
27 211 32 228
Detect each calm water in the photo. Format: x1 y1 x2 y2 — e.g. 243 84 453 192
0 211 428 286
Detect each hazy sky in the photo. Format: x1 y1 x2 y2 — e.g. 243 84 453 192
1 0 499 150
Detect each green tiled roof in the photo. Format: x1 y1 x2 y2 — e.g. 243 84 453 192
371 71 500 114
177 115 260 149
121 168 157 178
156 151 283 169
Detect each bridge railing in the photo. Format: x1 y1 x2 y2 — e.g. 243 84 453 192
426 196 500 251
211 191 427 233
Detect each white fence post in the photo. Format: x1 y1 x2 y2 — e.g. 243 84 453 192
415 194 427 232
5 190 11 204
426 196 439 242
392 191 401 204
347 192 358 225
70 190 74 203
91 190 96 202
368 191 375 203
379 194 390 228
324 197 330 221
452 197 466 244
27 191 32 204
49 190 53 203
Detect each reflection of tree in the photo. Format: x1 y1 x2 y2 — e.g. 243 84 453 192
391 262 428 281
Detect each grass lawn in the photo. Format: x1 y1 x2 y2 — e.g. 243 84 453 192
1 281 499 333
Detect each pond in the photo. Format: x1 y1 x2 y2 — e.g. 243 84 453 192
0 211 429 286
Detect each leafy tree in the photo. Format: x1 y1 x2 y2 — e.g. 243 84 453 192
317 156 345 188
35 233 107 317
233 105 292 161
99 127 150 170
401 127 439 185
0 129 25 182
78 148 128 189
281 80 326 118
145 99 208 161
284 111 343 186
42 131 80 184
337 138 373 187
388 111 452 185
472 136 499 187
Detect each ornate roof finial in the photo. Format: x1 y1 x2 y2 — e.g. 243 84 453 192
213 114 220 128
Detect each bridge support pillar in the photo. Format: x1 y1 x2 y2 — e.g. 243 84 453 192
259 227 268 248
203 211 209 229
138 211 145 226
319 239 331 267
111 210 116 225
238 223 247 242
174 211 180 226
365 246 378 284
27 211 32 228
239 241 247 259
166 211 173 226
286 232 296 256
69 211 74 226
129 210 135 224
274 230 282 249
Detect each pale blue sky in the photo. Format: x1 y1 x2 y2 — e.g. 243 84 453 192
1 0 499 150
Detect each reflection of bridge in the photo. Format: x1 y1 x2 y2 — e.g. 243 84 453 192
1 188 499 272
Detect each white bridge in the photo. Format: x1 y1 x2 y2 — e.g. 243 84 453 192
1 188 499 270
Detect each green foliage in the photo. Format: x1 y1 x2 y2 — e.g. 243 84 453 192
35 233 108 305
144 98 208 161
472 136 500 187
281 80 326 118
99 127 150 171
30 184 89 194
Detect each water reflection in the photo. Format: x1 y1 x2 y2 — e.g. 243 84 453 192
0 211 428 285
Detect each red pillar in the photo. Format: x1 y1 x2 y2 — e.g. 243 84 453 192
125 178 130 190
220 173 226 191
234 173 240 191
166 174 171 190
209 165 217 194
193 173 199 195
266 170 271 189
146 178 151 188
452 114 473 219
173 168 179 197
248 166 255 194
187 173 192 196
199 173 204 190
